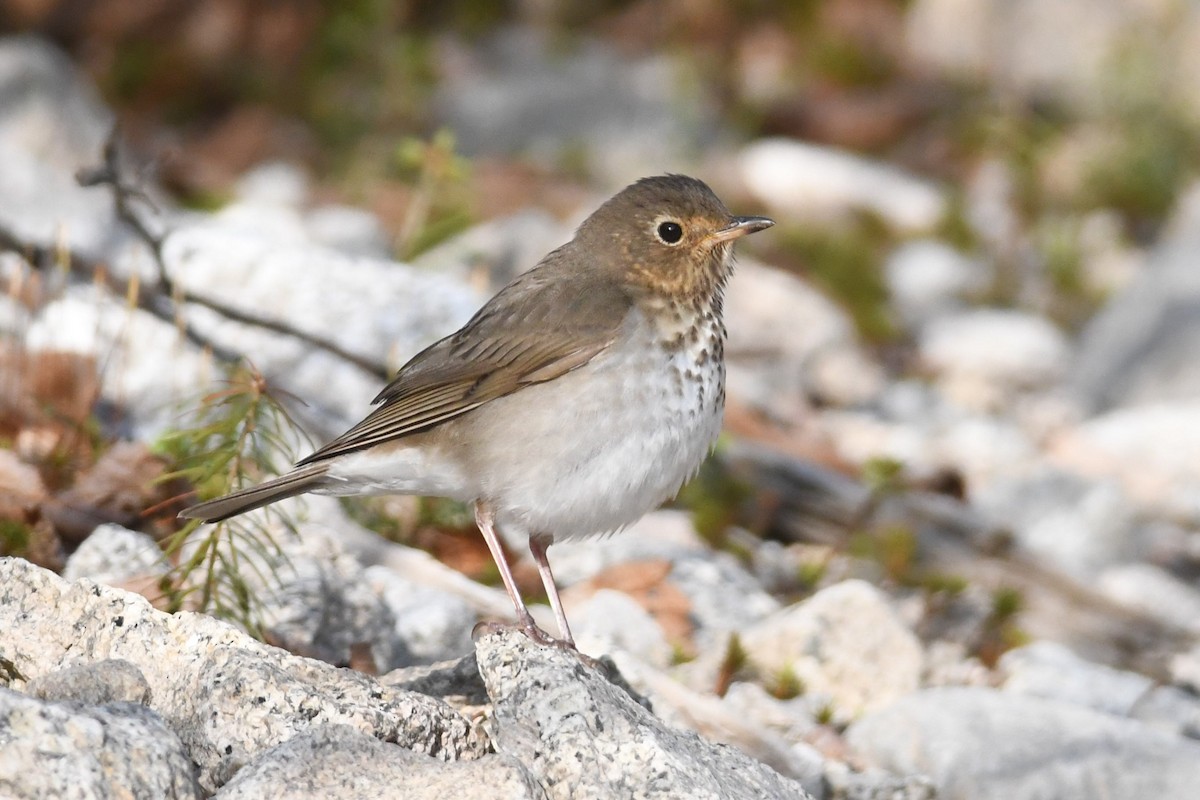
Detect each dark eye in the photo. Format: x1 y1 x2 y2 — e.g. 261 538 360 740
656 221 684 244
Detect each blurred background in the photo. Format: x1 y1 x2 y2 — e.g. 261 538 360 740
4 2 1200 791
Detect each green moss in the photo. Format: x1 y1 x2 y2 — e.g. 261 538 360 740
990 586 1024 621
848 524 918 584
676 456 753 549
777 219 897 342
0 520 31 555
769 664 805 700
795 560 827 593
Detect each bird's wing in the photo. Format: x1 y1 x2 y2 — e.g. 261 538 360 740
298 259 631 465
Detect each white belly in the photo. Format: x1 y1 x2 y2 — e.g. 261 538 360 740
463 321 724 540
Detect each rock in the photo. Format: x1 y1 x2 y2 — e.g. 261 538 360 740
884 239 987 326
739 138 945 233
0 35 134 261
413 209 573 288
62 523 169 585
919 309 1070 401
161 207 482 434
998 641 1154 717
306 204 392 260
382 653 490 709
474 627 812 799
972 470 1137 579
206 526 412 672
726 258 883 415
0 557 483 793
1097 563 1200 635
823 762 938 800
740 581 923 723
233 161 309 208
607 656 827 792
904 0 1200 114
1049 401 1200 520
23 285 211 440
1071 182 1200 411
847 687 1200 799
543 510 708 586
214 725 543 800
25 658 152 706
1130 684 1200 739
365 565 476 665
0 687 201 799
1172 643 1200 692
433 26 716 183
671 553 781 651
568 588 672 666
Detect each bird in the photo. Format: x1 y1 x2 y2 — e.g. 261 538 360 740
179 174 773 648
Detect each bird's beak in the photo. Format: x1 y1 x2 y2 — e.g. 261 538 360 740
707 215 775 244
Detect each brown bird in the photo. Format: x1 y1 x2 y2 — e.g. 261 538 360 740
180 175 773 647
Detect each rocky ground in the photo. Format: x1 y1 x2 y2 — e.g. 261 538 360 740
4 3 1200 798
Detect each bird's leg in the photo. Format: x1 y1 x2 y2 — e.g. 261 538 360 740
528 533 575 649
474 500 557 645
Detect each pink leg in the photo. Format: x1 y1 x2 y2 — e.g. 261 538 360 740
529 534 575 648
474 501 556 644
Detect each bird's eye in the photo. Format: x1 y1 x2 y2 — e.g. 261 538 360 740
656 221 684 245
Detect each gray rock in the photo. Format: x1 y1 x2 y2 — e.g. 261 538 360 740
847 686 1200 800
160 209 482 435
740 138 945 233
1071 183 1200 411
885 239 987 326
0 35 133 261
1130 685 1200 740
229 528 412 671
24 285 212 440
1172 642 1200 692
306 204 391 259
544 510 708 587
740 580 923 723
0 557 483 794
569 588 671 666
726 258 882 414
1098 563 1200 635
26 659 152 706
382 653 489 709
413 209 573 288
1049 401 1200 522
233 161 309 208
62 523 169 585
904 0 1200 114
0 688 201 799
475 627 812 800
671 552 781 650
973 469 1137 579
433 26 716 183
999 641 1154 716
919 309 1070 393
214 724 543 800
824 762 937 800
365 565 476 665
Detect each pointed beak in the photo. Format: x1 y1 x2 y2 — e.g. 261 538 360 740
707 215 775 244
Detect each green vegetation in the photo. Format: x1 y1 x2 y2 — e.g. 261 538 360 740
154 367 312 635
769 663 805 700
775 217 898 343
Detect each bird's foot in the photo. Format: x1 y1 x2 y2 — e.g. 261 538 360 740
472 619 575 650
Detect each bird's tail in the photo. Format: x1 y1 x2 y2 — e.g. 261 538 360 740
178 463 330 523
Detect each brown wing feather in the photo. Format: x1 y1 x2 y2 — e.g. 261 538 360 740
298 253 630 466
